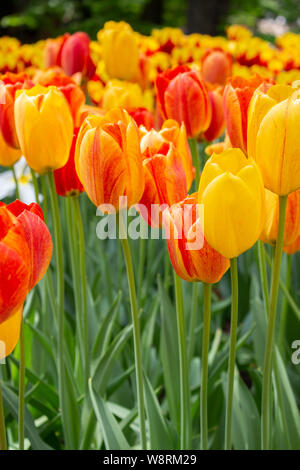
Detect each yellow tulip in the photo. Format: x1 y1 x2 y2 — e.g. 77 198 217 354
14 85 73 173
198 148 265 259
248 83 300 195
102 80 144 110
98 21 139 81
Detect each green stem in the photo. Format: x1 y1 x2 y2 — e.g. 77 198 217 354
73 196 89 390
30 168 39 203
41 175 48 223
174 272 191 449
189 138 201 189
18 321 25 450
201 283 211 450
257 240 269 315
119 213 147 449
279 254 291 351
11 165 20 199
188 282 199 362
137 229 146 303
261 194 287 450
225 257 238 450
47 172 66 444
0 375 7 450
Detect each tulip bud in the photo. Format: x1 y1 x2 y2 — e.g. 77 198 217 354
61 32 96 79
198 148 265 258
54 128 84 197
0 72 33 148
156 65 211 138
163 194 229 283
261 188 300 246
98 21 140 81
201 49 232 87
248 83 300 195
203 86 225 142
14 85 74 173
75 108 144 212
223 75 273 154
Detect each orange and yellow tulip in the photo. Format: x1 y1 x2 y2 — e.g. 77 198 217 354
163 194 229 283
201 49 232 87
75 108 144 212
14 84 74 173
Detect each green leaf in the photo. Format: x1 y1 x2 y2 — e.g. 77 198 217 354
88 379 130 450
1 383 52 450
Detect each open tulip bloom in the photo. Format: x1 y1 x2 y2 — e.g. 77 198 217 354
0 20 300 453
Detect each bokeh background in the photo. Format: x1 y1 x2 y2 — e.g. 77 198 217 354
1 0 300 42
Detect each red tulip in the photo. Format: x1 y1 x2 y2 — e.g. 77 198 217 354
127 107 154 130
61 32 96 79
203 86 225 142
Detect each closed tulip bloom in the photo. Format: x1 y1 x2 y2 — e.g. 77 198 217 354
0 72 33 148
127 107 154 130
0 201 52 358
198 148 265 258
140 119 194 191
102 80 145 111
14 85 74 173
261 188 300 246
75 108 144 211
43 34 69 68
54 128 84 197
201 49 232 87
203 86 225 142
0 130 22 166
138 136 187 227
223 75 273 153
98 21 140 81
34 68 85 125
156 65 211 138
247 83 300 195
163 194 229 283
61 32 96 78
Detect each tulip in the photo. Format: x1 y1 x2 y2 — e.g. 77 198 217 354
54 128 84 197
223 75 273 153
284 235 300 254
127 107 154 130
156 65 211 138
61 32 96 79
0 200 52 358
33 68 85 125
201 49 232 87
78 104 105 126
102 80 145 111
203 86 225 142
0 72 33 148
14 85 74 173
261 188 300 246
75 108 144 211
0 130 22 167
163 193 229 282
198 148 265 259
247 83 300 195
138 135 187 227
98 21 140 81
43 34 69 68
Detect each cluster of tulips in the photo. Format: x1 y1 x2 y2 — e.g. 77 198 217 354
0 21 300 451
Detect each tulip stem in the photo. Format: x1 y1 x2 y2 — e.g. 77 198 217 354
174 271 191 450
189 138 201 189
30 169 39 203
257 240 269 315
73 196 89 390
261 194 288 450
201 282 211 450
188 282 199 362
11 165 20 199
119 212 147 449
279 254 291 351
47 172 67 446
0 375 7 450
18 320 25 450
225 256 238 450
